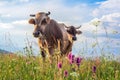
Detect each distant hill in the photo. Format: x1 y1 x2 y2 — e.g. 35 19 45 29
0 49 10 54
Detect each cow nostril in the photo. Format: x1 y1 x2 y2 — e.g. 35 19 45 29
33 32 40 37
37 32 39 35
72 36 77 41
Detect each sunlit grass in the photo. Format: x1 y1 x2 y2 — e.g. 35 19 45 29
0 53 120 80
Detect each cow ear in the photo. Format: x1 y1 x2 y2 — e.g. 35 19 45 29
46 17 50 24
28 18 35 24
76 30 82 34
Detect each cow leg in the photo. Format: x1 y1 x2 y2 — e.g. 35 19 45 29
65 41 72 54
59 40 64 56
62 41 72 55
41 51 46 62
48 47 54 64
41 50 46 74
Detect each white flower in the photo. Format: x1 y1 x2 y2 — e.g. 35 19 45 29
70 72 79 77
90 18 101 27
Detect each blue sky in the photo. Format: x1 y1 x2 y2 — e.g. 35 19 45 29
0 0 120 57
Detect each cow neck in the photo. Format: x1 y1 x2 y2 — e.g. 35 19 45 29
39 33 46 40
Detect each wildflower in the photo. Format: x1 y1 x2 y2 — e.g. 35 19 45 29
26 61 31 65
34 67 40 70
92 66 96 73
57 62 62 69
70 72 79 77
64 70 68 77
67 52 75 64
67 52 72 60
71 55 75 64
76 57 82 67
90 18 101 27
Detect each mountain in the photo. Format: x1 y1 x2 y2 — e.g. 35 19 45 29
0 49 10 54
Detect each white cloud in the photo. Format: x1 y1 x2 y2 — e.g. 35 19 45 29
93 0 120 39
81 23 101 33
0 0 93 25
0 22 14 29
19 0 30 3
99 0 120 8
0 14 11 18
0 1 8 6
78 11 120 47
100 13 120 34
12 20 28 26
0 20 29 29
92 0 120 17
0 0 30 6
101 13 120 22
0 19 33 37
119 24 120 27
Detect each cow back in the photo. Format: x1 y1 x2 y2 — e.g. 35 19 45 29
44 19 63 47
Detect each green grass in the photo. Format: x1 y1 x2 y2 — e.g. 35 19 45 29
0 53 120 80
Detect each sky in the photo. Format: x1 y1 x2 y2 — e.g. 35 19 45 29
0 0 120 57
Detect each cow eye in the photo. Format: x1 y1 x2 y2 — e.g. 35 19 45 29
41 19 47 25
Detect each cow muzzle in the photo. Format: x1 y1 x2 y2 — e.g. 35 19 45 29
33 31 40 38
72 36 77 41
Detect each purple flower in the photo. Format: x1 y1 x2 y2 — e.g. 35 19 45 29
67 52 75 64
76 57 82 67
71 55 75 63
92 66 96 73
64 70 68 77
68 52 72 60
69 54 75 64
57 62 62 69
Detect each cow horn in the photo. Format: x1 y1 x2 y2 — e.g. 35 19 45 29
46 11 51 16
30 14 35 17
75 25 81 29
65 25 70 28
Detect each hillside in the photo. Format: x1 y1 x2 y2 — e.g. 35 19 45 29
0 49 10 54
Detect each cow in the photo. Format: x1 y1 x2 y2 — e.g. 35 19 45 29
65 25 82 41
28 11 82 62
58 23 82 40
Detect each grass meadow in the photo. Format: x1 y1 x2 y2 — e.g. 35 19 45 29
0 51 120 80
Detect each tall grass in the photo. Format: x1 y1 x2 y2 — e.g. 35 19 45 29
0 53 120 80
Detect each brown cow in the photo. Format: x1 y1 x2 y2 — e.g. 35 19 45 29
65 25 82 41
28 12 82 62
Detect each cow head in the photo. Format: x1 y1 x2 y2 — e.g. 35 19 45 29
28 11 50 38
65 25 82 41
